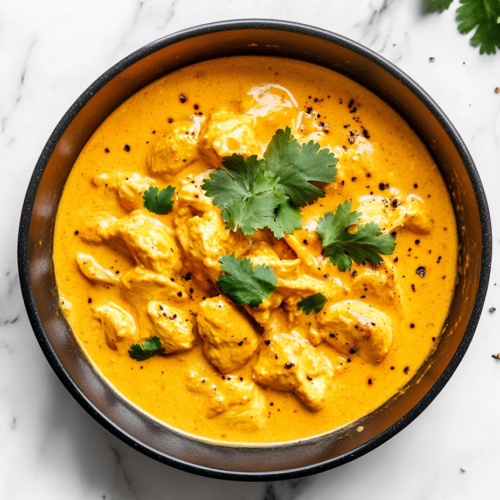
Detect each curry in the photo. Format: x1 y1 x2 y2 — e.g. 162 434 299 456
53 56 458 444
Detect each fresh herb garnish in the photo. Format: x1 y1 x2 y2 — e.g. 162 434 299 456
128 336 165 361
428 0 500 54
427 0 453 12
143 186 175 215
317 200 396 272
216 255 278 308
297 293 328 315
202 127 337 238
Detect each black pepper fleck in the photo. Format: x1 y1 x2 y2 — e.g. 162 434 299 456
416 266 426 277
123 144 130 152
179 94 187 103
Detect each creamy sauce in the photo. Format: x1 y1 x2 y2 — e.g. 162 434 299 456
53 57 458 444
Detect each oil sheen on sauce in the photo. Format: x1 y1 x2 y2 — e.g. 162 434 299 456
53 57 458 444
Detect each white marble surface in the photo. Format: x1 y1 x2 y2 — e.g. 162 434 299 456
1 0 500 498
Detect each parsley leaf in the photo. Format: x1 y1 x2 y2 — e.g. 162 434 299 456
202 128 337 238
457 0 500 54
297 293 328 315
128 336 165 361
143 186 175 215
216 254 278 308
426 0 453 13
317 200 396 272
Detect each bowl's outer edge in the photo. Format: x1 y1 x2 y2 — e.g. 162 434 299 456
17 19 492 481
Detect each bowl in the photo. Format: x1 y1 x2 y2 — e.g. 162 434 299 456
18 20 492 480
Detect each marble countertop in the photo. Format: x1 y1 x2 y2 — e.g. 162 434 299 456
2 0 500 498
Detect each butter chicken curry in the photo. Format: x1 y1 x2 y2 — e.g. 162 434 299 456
53 57 458 443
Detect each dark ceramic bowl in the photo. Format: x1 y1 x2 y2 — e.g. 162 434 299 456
18 20 491 481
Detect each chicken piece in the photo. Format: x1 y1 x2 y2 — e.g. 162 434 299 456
187 366 266 429
357 194 432 234
197 296 260 373
84 211 182 274
397 195 433 233
58 296 72 319
253 331 333 411
242 83 300 143
174 180 249 282
244 292 285 327
200 111 260 168
120 266 187 303
148 116 204 177
317 300 393 364
92 302 139 350
176 209 249 282
76 253 119 284
352 260 400 306
80 213 117 244
93 173 155 211
147 301 195 353
175 179 216 215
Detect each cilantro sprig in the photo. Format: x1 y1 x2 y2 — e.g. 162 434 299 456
128 336 165 361
216 255 278 308
317 200 396 272
428 0 500 54
202 127 338 238
297 293 328 315
143 186 175 215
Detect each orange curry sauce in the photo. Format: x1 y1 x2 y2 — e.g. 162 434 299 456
53 57 458 443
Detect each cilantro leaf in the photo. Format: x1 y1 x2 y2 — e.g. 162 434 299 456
202 129 337 238
457 0 500 54
128 336 165 361
216 254 278 308
143 186 175 215
297 293 328 315
203 154 285 236
268 199 303 239
202 154 267 207
317 200 396 272
427 0 453 13
222 191 279 235
428 0 500 54
264 128 338 207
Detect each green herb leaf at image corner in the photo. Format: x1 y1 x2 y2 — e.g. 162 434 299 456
427 0 500 55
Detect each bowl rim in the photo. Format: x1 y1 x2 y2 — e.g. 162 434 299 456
17 19 492 481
